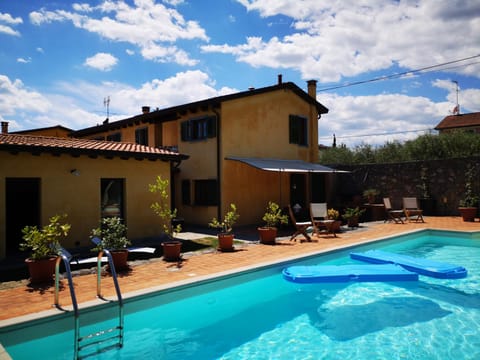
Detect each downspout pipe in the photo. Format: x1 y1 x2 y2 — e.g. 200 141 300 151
213 107 222 221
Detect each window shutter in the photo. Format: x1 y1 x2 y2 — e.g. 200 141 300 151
207 116 217 138
289 115 297 144
181 121 189 141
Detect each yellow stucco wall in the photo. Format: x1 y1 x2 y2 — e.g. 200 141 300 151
174 111 219 226
220 89 318 161
0 151 171 259
217 88 319 225
221 160 291 225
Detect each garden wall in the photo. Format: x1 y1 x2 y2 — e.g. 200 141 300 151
333 156 480 216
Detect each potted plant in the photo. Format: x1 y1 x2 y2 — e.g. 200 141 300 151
258 201 288 244
209 203 240 251
363 189 379 204
458 164 479 222
342 207 366 228
327 208 342 232
91 216 131 270
149 175 182 261
20 214 70 284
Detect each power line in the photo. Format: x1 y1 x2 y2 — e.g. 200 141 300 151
319 128 433 140
317 54 480 92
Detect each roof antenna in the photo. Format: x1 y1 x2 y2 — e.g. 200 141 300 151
103 96 110 124
452 81 460 115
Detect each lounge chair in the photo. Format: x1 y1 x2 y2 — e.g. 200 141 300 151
383 198 405 224
403 197 424 222
310 203 336 237
288 205 312 242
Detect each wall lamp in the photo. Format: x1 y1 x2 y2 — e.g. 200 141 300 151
70 169 80 176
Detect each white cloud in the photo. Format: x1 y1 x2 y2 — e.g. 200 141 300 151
29 0 208 65
140 42 198 65
5 71 237 131
0 12 23 36
17 57 31 64
105 70 237 115
215 1 480 81
0 75 51 116
84 52 118 71
317 92 453 147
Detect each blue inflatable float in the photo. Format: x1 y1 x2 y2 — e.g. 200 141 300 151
350 250 468 279
282 264 418 284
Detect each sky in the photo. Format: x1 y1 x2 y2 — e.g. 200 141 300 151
1 0 480 147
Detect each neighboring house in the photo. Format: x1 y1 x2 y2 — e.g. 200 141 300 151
434 112 480 134
7 124 73 138
0 133 188 260
72 78 337 226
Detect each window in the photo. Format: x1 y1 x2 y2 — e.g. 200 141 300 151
194 179 218 206
135 127 148 145
289 115 308 146
182 179 191 205
181 116 217 141
101 179 124 219
106 132 122 142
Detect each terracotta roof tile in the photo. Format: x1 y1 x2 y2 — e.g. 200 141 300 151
0 133 188 161
435 112 480 130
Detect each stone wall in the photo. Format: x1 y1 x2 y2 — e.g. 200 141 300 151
332 157 480 216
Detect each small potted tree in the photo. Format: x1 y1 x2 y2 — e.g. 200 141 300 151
149 175 183 261
258 201 288 244
91 216 130 270
342 207 366 228
20 214 70 284
209 203 240 251
458 164 479 222
327 208 342 233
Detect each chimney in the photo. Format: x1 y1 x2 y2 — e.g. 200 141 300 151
278 74 283 84
307 80 317 99
1 121 8 134
142 106 150 114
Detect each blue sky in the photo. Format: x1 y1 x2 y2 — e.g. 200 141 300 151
1 0 479 147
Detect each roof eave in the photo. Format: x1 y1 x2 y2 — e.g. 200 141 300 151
0 143 189 162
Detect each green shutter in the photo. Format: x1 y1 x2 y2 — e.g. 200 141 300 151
207 116 217 138
181 121 189 141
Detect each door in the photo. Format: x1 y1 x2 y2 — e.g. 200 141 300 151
290 173 307 220
311 173 326 203
6 178 41 255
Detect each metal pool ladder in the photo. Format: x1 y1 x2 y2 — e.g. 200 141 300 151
54 241 124 360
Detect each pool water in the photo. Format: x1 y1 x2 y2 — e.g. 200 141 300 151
2 230 480 359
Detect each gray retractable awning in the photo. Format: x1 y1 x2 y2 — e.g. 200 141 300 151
226 156 348 173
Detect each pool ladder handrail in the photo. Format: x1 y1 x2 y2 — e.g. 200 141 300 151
54 240 124 359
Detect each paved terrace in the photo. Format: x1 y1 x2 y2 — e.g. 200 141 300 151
0 216 479 325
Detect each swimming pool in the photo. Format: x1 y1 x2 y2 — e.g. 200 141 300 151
1 229 479 359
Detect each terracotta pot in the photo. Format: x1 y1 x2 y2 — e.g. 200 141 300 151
258 227 277 244
459 207 477 222
217 233 234 251
109 249 129 271
347 216 359 228
25 257 57 284
331 220 342 232
162 241 182 261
